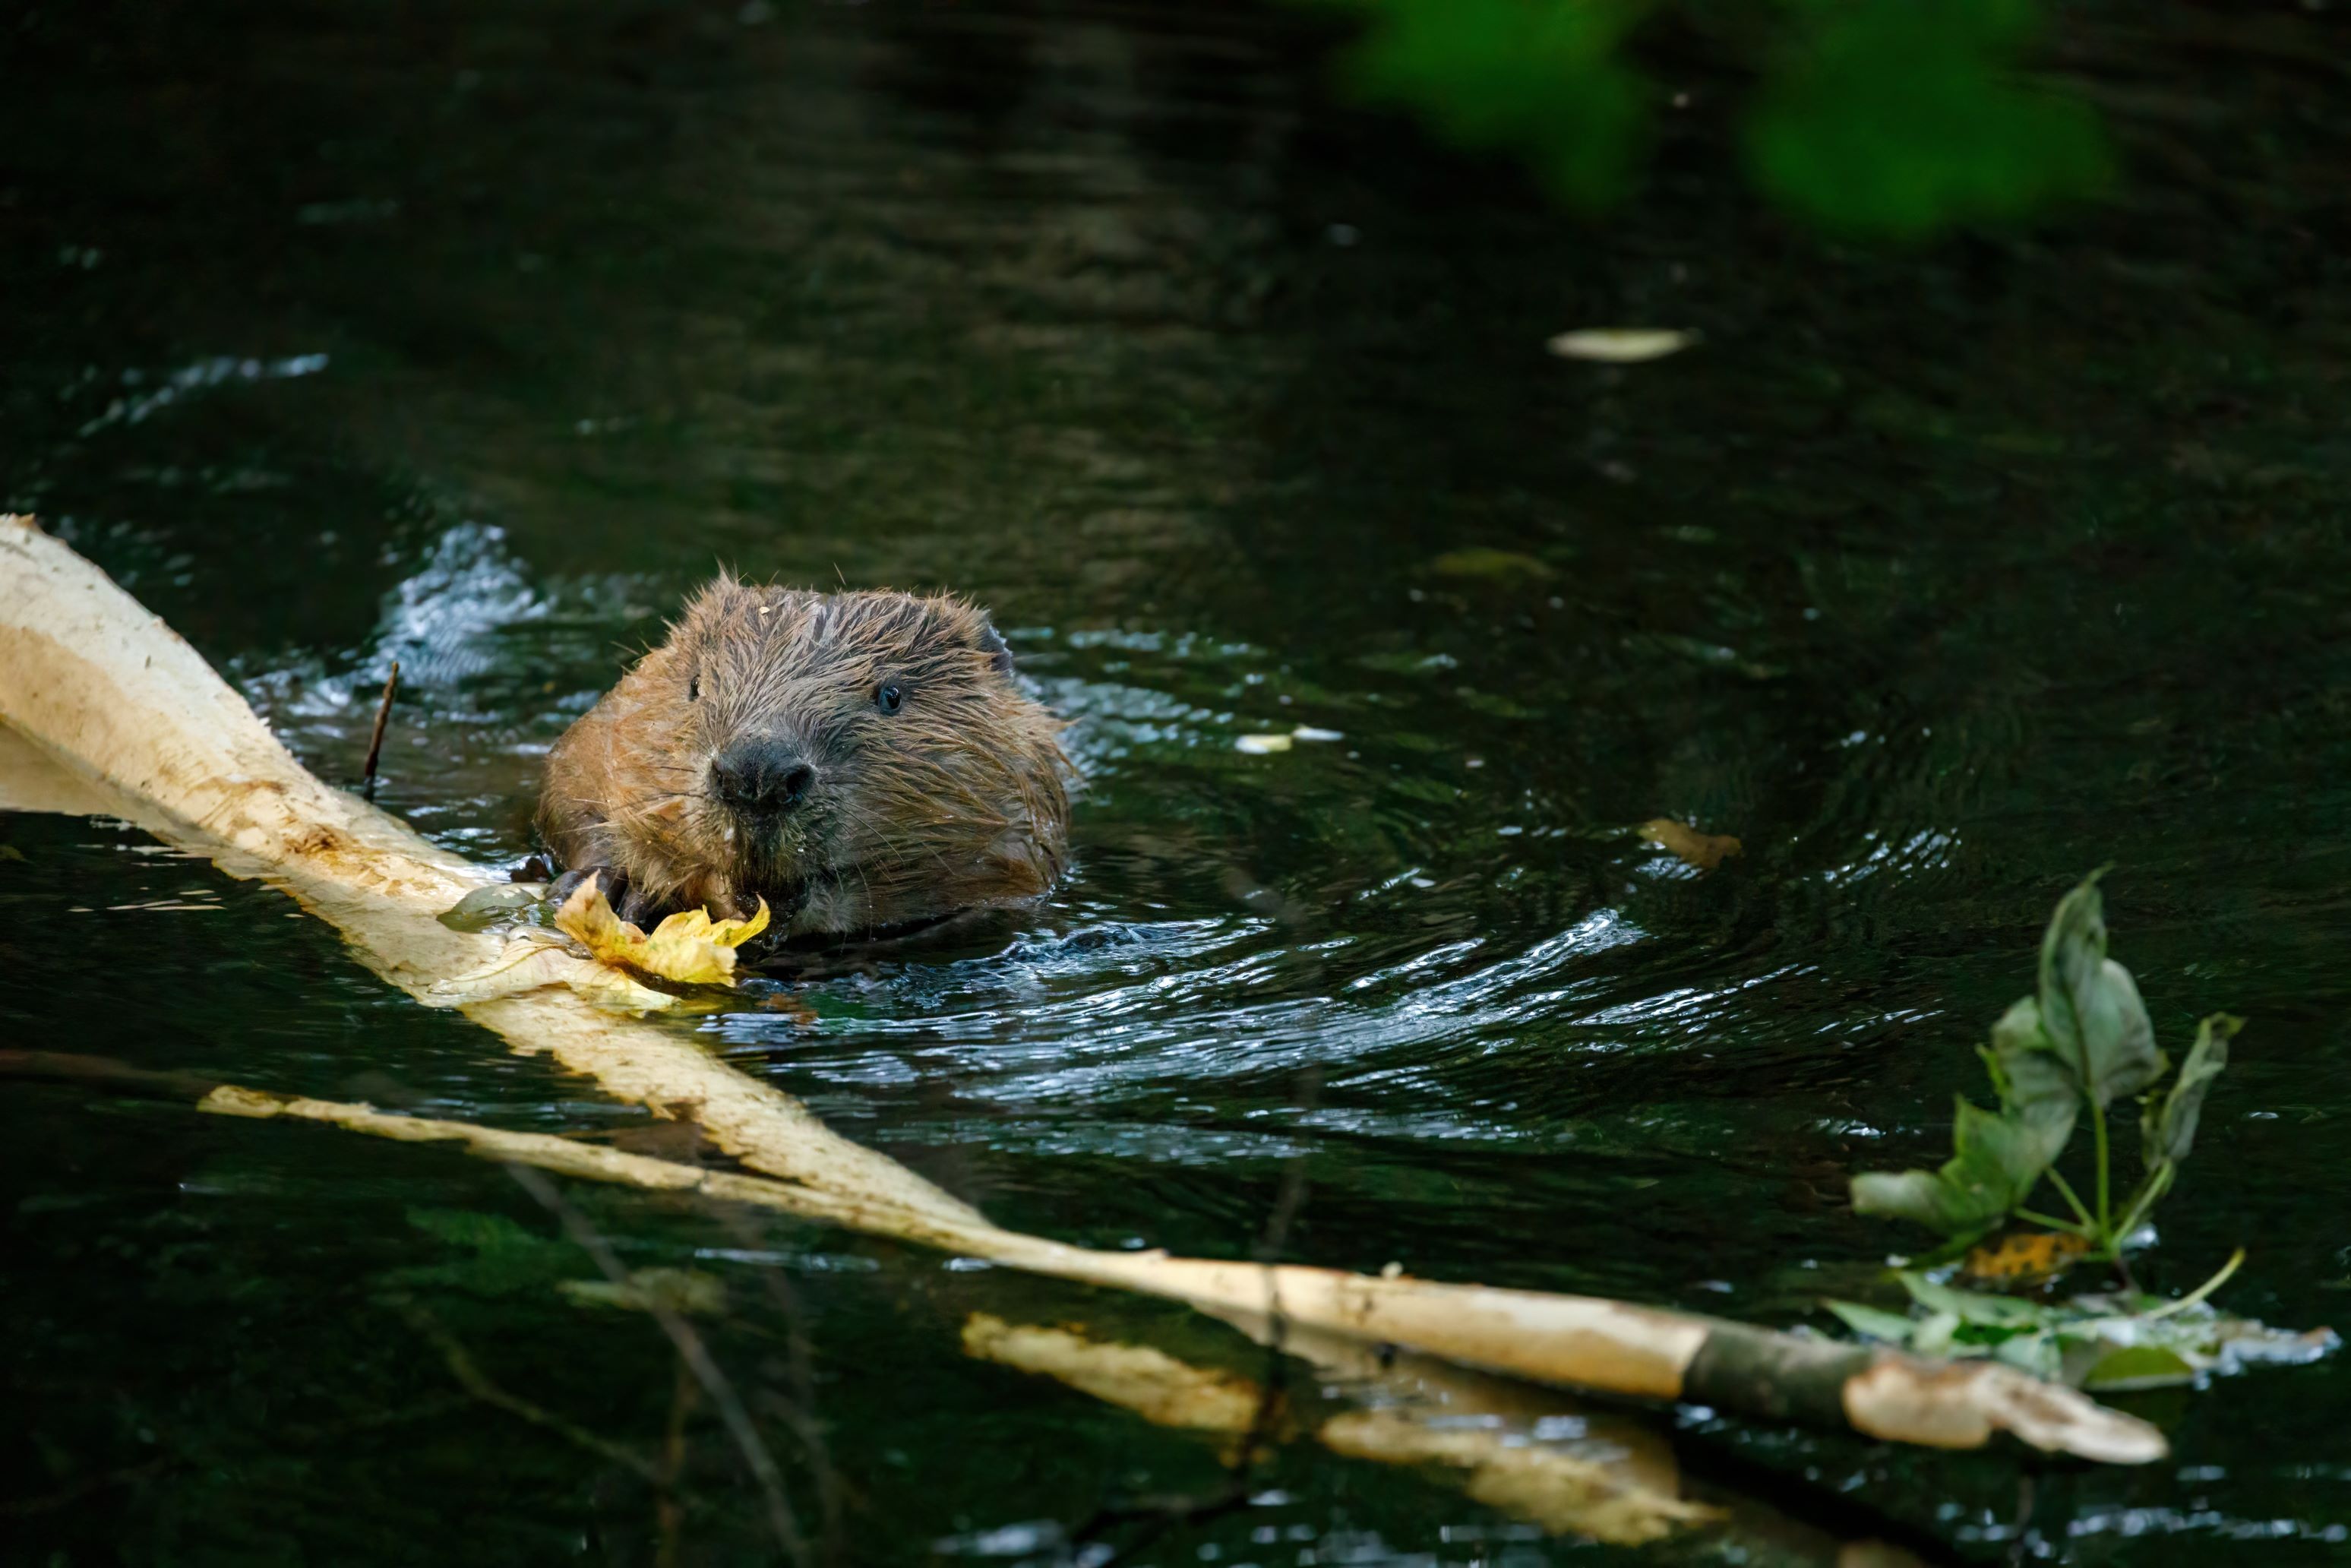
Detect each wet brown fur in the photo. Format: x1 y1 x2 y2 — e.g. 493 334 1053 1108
539 573 1073 935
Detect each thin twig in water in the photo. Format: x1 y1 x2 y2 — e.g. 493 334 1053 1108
621 1116 845 1552
504 1163 811 1568
712 1181 848 1557
394 1298 662 1482
657 1351 699 1568
362 659 399 801
1076 1066 1322 1567
1233 1087 1316 1473
0 1456 175 1518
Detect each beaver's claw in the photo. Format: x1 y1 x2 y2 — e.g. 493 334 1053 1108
547 864 638 920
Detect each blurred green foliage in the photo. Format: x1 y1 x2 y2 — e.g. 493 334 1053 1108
1313 0 2111 236
1338 0 1653 206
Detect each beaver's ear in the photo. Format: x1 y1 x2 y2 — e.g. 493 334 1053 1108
975 619 1015 677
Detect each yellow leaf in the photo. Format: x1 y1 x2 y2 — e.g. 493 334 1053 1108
1235 734 1294 754
559 1267 730 1317
565 963 681 1013
553 874 634 956
1430 548 1553 582
700 899 773 949
1547 328 1697 364
1963 1230 2090 1288
637 900 771 985
1639 818 1743 871
552 874 768 987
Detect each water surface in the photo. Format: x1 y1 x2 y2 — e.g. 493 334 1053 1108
7 2 2351 1563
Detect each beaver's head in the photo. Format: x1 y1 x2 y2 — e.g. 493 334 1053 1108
551 573 1072 935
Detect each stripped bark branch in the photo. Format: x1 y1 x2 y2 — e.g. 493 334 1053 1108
0 516 2166 1467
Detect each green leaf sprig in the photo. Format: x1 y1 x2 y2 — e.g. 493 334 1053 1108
1852 872 2241 1262
1822 1255 2332 1393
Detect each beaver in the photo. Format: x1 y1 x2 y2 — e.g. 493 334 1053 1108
538 573 1073 937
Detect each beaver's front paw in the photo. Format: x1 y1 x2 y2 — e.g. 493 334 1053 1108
547 864 631 913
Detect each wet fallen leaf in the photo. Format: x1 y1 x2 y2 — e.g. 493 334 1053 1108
2081 1345 2197 1392
1899 1271 2046 1328
1547 328 1696 364
1639 818 1743 871
1828 1261 2337 1394
1430 548 1554 582
1291 726 1345 742
1823 1300 1918 1344
552 874 769 986
1964 1230 2091 1288
559 1267 728 1317
384 1207 580 1297
962 1314 1266 1434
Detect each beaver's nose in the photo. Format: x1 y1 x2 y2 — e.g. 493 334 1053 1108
711 741 816 818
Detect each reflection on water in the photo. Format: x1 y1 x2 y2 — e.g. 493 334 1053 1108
6 0 2351 1562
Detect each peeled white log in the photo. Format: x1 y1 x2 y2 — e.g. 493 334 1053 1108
0 515 2166 1465
0 1048 1724 1547
0 515 978 1225
960 1314 1723 1547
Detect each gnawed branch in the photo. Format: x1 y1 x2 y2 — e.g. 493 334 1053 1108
0 515 2164 1467
0 1045 2164 1468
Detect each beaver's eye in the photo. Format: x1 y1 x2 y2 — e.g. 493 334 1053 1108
687 674 700 702
875 681 904 714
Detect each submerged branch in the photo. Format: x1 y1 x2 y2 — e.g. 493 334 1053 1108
965 1313 1720 1548
506 1164 811 1568
393 1298 664 1484
0 1046 2169 1469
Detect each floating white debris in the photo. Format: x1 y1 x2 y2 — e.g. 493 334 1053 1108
1237 725 1344 754
1547 328 1697 364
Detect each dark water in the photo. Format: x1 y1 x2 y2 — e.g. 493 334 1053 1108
7 2 2351 1563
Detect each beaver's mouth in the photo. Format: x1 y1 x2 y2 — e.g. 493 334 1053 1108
735 854 854 919
728 817 821 883
734 865 817 924
760 905 960 952
731 856 961 946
